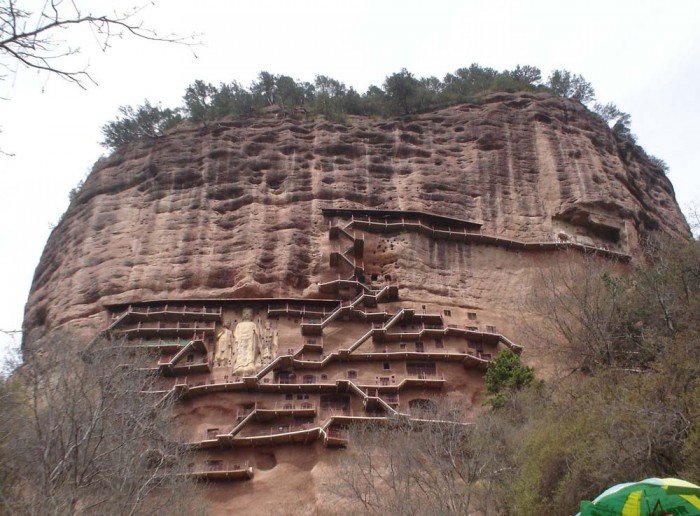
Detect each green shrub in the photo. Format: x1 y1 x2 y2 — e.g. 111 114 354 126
101 101 181 149
102 63 657 166
484 348 535 407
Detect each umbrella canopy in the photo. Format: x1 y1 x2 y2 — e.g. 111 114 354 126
578 478 700 516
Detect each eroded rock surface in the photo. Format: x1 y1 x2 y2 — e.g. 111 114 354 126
24 92 688 343
22 92 691 514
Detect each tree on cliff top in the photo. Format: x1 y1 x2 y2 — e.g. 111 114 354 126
101 101 181 150
99 63 668 179
383 68 423 114
99 63 548 148
547 69 595 103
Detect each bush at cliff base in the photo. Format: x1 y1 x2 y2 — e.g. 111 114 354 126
577 478 700 515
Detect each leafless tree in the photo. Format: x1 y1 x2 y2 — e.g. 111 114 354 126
526 239 699 374
524 252 644 373
323 402 508 515
0 330 203 515
0 328 21 376
324 239 699 515
0 0 197 89
683 200 700 238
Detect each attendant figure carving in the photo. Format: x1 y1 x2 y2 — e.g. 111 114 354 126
214 324 234 367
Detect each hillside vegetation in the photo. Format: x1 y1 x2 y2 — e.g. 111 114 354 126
328 237 699 515
100 65 663 172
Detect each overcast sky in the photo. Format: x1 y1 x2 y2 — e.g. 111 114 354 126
1 0 698 359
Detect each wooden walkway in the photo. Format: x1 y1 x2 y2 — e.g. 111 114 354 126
323 207 630 262
103 206 550 474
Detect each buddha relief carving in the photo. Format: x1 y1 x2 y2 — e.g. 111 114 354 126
215 308 277 376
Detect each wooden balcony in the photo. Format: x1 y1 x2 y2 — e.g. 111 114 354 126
321 207 630 262
324 428 348 448
161 356 212 376
255 402 317 420
321 207 483 231
360 373 446 392
116 304 223 324
257 380 337 394
299 319 324 336
267 303 333 318
172 377 247 398
186 460 253 481
402 373 447 389
376 322 446 342
156 338 211 376
120 321 216 338
123 337 196 353
235 424 321 446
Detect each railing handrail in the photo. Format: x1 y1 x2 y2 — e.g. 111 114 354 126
346 216 629 259
125 305 222 315
193 460 250 473
243 423 315 437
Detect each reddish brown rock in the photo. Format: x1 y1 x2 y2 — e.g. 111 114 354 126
23 92 688 343
21 91 691 513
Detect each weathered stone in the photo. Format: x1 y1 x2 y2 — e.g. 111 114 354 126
22 92 690 514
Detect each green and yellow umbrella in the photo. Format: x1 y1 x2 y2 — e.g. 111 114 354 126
578 478 700 516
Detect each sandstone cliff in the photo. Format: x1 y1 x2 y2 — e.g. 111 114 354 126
20 90 693 514
24 91 689 344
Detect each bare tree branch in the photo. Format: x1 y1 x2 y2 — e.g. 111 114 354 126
0 330 203 513
0 0 199 89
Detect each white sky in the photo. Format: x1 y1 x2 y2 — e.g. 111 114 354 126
1 0 699 359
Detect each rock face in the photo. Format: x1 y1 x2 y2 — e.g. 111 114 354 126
22 91 690 513
24 92 689 342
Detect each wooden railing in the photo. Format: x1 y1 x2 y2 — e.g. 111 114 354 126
122 321 216 333
186 460 253 480
326 428 347 439
241 423 315 437
326 209 630 261
196 460 250 473
127 305 222 316
406 372 445 380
